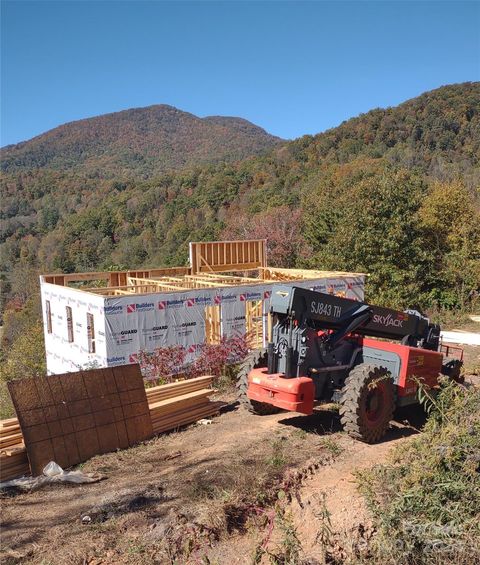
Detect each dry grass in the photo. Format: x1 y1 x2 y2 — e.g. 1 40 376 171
356 380 480 565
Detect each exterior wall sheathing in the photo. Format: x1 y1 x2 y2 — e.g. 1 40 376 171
40 276 365 375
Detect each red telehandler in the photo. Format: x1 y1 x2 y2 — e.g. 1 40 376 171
238 285 463 443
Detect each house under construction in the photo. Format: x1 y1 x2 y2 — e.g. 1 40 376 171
40 240 365 375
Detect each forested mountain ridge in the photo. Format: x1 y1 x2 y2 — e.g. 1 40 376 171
269 81 479 179
0 104 282 177
1 82 479 314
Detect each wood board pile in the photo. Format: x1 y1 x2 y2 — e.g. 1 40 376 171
1 374 221 481
0 418 29 481
146 375 222 434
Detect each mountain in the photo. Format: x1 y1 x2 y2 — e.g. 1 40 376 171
1 82 479 312
0 105 282 177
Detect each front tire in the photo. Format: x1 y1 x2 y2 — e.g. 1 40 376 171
339 364 395 443
236 349 281 415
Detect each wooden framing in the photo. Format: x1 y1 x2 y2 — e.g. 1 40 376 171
245 299 264 349
189 239 266 274
261 267 365 281
42 266 191 288
127 277 190 291
40 240 365 297
205 305 222 345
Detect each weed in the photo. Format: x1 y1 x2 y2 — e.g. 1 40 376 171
126 541 146 555
267 453 287 468
292 429 307 441
266 438 289 468
319 437 343 456
356 380 480 564
186 476 218 501
313 491 332 550
274 511 302 564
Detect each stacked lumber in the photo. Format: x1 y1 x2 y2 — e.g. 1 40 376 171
0 417 29 481
146 375 222 434
0 375 221 481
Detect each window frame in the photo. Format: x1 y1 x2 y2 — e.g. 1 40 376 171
66 306 74 343
87 312 96 354
46 300 52 334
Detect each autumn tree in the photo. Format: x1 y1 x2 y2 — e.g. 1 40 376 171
222 205 309 267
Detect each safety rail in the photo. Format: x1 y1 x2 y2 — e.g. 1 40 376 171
440 343 464 361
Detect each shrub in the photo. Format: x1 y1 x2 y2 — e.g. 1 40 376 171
357 380 480 564
138 345 187 385
138 334 250 385
0 321 46 382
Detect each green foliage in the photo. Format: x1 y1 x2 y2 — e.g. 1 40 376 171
0 321 46 383
357 381 480 564
303 166 432 307
303 164 479 309
0 82 478 313
1 294 41 351
0 266 44 415
418 181 480 309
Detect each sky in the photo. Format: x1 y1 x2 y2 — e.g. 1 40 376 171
1 1 479 146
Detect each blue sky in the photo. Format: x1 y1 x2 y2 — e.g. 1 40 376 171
1 1 479 146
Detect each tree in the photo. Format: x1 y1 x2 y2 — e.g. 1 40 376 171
304 167 432 308
418 181 480 309
221 206 309 267
0 321 46 382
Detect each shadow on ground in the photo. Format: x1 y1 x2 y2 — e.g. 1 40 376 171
277 404 427 443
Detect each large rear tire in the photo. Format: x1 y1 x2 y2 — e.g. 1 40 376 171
339 364 395 443
236 349 281 415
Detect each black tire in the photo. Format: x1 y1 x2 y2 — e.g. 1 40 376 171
236 349 281 415
339 363 395 443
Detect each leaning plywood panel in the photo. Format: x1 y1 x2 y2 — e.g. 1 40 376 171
8 365 152 475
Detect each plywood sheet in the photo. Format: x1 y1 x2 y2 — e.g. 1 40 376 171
8 365 152 475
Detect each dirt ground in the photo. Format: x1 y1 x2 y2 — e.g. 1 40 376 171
1 392 423 565
1 342 478 565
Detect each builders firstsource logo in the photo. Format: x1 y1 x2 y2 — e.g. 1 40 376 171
104 304 123 315
218 293 236 303
194 295 212 305
184 296 212 307
158 298 184 310
127 302 155 314
313 285 327 293
239 291 262 301
107 355 126 365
